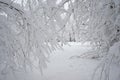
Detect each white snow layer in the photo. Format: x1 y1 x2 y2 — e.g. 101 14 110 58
4 42 120 80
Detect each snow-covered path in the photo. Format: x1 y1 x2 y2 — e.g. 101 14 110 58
8 43 100 80
15 42 119 80
41 43 99 80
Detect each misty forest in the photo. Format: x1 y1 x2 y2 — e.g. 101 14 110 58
0 0 120 80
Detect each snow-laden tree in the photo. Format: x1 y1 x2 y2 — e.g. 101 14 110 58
0 0 120 80
0 0 68 77
55 0 120 79
72 0 120 80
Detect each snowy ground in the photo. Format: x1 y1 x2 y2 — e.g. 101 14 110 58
4 43 102 80
13 42 100 80
42 43 100 80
